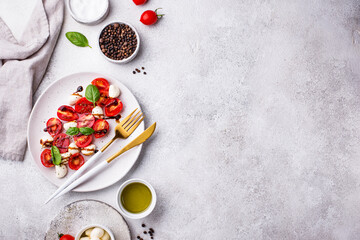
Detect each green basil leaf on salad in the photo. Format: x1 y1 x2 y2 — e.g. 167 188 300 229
79 127 95 135
66 127 79 136
85 84 100 106
65 32 92 48
51 146 62 165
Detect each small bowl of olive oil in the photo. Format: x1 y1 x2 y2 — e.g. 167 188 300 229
116 178 157 219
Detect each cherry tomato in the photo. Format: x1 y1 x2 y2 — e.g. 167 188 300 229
59 235 75 240
74 134 92 148
96 94 110 108
46 118 62 137
140 8 164 25
91 78 110 95
77 113 95 128
104 98 123 117
75 97 94 114
53 133 70 153
40 149 54 168
68 153 85 170
57 105 78 121
133 0 147 5
93 119 109 138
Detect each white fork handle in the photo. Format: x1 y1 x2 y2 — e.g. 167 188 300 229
45 150 103 204
54 161 109 199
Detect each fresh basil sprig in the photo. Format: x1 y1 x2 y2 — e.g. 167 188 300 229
65 32 92 48
66 127 79 136
80 127 95 135
85 84 100 107
51 146 62 165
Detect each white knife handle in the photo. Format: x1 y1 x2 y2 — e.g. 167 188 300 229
54 161 109 199
45 150 103 203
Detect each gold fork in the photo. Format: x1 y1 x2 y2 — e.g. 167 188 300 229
101 108 144 152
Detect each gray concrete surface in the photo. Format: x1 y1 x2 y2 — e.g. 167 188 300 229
1 0 360 239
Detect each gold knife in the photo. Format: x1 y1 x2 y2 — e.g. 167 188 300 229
53 122 157 199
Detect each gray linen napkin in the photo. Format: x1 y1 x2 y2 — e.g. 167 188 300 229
0 0 64 161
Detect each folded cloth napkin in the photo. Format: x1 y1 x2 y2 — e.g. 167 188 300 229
0 0 64 161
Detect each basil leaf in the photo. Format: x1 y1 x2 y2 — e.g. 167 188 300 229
65 32 92 48
66 127 79 136
85 84 100 106
80 127 94 135
51 146 62 165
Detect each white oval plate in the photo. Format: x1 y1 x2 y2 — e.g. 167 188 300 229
27 72 144 192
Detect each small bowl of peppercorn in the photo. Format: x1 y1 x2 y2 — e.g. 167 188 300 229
98 21 140 64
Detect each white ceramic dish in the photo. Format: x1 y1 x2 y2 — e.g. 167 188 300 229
67 0 109 25
116 178 157 219
76 224 115 240
27 72 144 192
98 22 140 64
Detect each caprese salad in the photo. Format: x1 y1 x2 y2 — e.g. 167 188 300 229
40 78 123 178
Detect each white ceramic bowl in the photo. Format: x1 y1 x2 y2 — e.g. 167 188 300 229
98 22 140 64
75 224 115 240
67 0 109 25
116 178 157 219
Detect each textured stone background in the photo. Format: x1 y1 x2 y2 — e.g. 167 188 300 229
1 0 360 239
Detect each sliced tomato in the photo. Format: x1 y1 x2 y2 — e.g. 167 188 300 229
93 119 109 138
53 133 70 153
46 118 62 137
40 149 54 168
104 98 123 117
57 105 78 121
75 97 94 114
74 134 92 148
68 153 85 170
77 113 95 128
96 94 110 107
91 78 110 95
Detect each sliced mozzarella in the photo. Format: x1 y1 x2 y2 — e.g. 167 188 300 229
101 232 110 240
55 164 68 178
81 144 96 156
40 136 53 147
90 227 105 238
92 106 104 118
68 93 82 105
68 142 80 155
60 152 71 161
109 85 121 98
63 121 77 131
85 228 94 236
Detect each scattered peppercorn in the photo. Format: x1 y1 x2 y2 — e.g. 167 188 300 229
142 67 145 70
151 237 153 239
142 224 146 227
144 231 147 234
149 228 154 233
133 71 136 74
136 68 141 73
137 236 140 239
143 72 147 75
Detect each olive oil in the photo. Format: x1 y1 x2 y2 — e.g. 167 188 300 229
121 182 152 213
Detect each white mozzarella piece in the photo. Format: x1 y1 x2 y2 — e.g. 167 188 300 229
55 164 68 178
90 227 105 238
81 144 96 156
63 121 77 131
60 152 71 160
109 85 121 98
92 106 104 118
80 237 90 240
68 142 80 155
68 93 82 105
40 135 53 147
85 228 94 236
101 232 110 240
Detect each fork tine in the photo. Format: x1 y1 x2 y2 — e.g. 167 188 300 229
120 108 138 126
125 113 143 131
126 116 144 135
123 111 141 129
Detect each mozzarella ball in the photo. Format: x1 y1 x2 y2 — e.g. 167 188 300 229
63 121 77 131
40 136 53 147
91 238 101 240
109 85 121 98
92 106 104 118
68 93 82 105
81 144 96 156
80 237 90 240
85 228 94 236
90 227 104 238
101 232 110 240
60 152 71 161
55 164 67 178
68 142 80 155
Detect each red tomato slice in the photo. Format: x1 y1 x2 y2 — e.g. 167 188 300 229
93 119 109 138
59 235 74 240
74 134 92 148
75 97 94 114
46 118 62 137
77 113 95 128
96 94 110 107
68 153 85 170
53 133 70 153
104 98 123 117
57 105 78 121
40 149 54 168
91 78 110 95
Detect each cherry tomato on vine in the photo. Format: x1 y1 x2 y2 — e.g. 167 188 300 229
59 234 74 240
133 0 147 5
140 8 164 25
